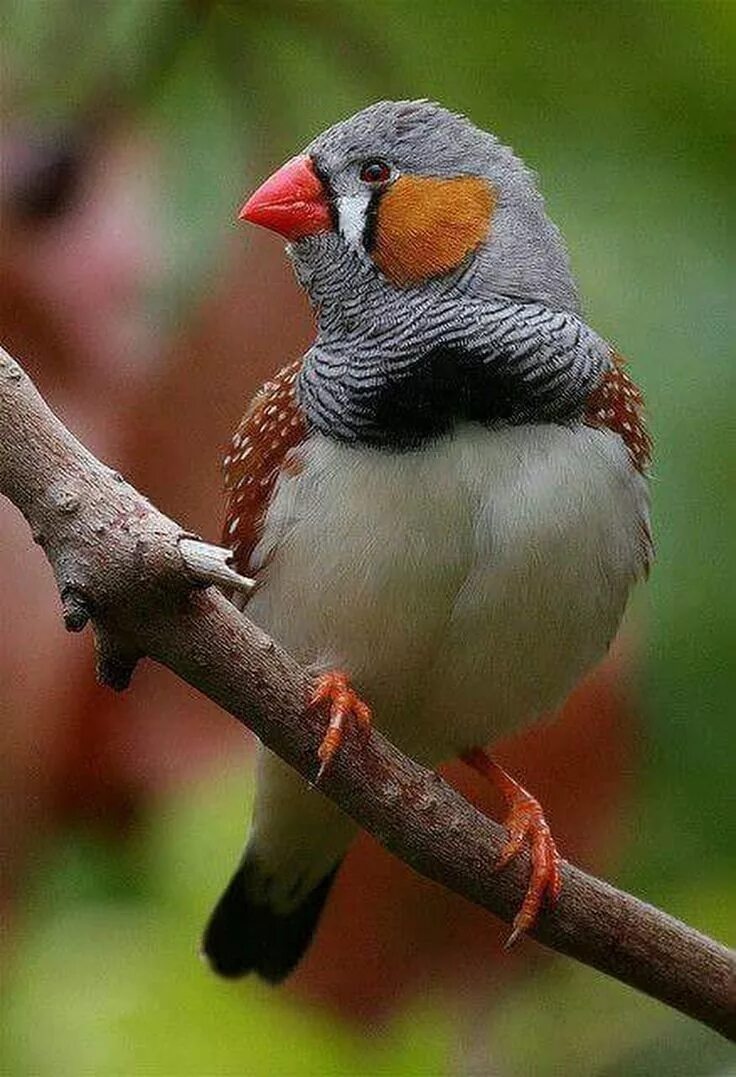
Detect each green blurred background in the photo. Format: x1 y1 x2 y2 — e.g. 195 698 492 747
1 2 734 1074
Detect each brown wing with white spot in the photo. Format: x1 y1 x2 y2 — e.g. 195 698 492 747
222 358 306 579
584 352 653 573
584 353 652 475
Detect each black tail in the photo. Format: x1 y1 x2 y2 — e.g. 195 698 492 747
201 859 341 983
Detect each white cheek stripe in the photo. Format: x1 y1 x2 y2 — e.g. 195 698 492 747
337 192 372 250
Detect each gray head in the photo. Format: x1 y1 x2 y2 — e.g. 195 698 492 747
241 100 579 315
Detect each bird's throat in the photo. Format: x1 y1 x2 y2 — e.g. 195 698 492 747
299 292 611 450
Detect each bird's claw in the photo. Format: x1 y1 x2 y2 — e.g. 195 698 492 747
495 791 562 948
461 750 562 947
308 671 372 782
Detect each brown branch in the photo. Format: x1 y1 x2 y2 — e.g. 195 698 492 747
1 342 734 1041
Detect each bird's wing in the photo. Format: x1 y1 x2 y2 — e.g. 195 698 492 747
584 353 653 573
583 352 651 474
222 357 306 584
209 358 354 980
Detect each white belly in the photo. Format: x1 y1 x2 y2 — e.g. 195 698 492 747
248 422 649 764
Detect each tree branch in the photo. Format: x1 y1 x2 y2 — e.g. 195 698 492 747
1 343 733 1041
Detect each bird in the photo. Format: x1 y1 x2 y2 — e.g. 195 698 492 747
202 100 652 983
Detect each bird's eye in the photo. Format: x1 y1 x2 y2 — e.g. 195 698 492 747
359 159 391 184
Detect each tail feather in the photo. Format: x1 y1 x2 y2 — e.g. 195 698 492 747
201 859 341 983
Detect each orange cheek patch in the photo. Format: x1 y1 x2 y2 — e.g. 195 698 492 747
372 174 495 287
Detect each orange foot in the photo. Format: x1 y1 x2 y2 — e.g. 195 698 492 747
308 671 372 782
462 748 562 947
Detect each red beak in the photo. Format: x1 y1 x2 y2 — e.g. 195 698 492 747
238 155 332 240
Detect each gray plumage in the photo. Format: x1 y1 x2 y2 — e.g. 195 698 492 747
299 289 610 447
204 99 648 984
298 99 580 313
289 101 606 447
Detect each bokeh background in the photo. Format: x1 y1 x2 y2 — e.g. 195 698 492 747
1 2 734 1074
